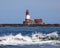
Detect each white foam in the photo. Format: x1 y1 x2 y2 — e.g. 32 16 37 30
0 32 60 45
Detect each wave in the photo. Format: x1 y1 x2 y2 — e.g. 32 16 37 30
0 31 60 45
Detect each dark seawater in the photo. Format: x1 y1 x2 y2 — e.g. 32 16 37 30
0 27 60 48
0 45 60 48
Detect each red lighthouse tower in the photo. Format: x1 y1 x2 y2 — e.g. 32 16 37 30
25 10 30 22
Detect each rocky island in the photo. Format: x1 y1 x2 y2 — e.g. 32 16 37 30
0 24 60 27
0 10 60 27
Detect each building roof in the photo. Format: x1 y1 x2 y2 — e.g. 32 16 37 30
34 19 43 23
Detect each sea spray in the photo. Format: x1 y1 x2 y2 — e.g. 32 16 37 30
0 32 60 45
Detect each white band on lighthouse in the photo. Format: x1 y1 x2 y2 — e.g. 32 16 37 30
26 15 30 19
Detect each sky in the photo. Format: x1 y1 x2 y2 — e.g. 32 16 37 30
0 0 60 24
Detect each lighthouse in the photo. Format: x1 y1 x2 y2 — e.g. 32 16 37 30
23 9 44 25
25 10 30 22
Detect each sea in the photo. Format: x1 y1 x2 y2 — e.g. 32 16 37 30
0 27 60 48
